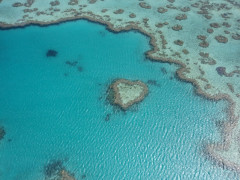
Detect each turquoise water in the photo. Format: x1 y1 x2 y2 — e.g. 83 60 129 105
0 20 238 179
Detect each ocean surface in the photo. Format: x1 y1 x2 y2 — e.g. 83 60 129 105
0 20 238 179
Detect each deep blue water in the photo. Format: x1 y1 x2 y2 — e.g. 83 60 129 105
0 20 238 179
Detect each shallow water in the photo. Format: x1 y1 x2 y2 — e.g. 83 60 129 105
0 20 238 179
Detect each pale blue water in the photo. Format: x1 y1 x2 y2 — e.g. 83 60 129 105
0 20 238 179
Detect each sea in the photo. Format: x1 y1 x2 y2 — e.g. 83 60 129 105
0 20 238 179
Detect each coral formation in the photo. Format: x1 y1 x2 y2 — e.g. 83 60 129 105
65 61 78 66
197 35 207 40
210 23 221 28
199 41 209 48
139 2 151 9
12 2 23 7
129 13 136 18
157 7 168 14
50 0 60 6
175 14 187 20
46 49 58 57
114 9 124 14
172 24 182 31
215 35 228 43
207 28 214 33
0 0 240 174
0 126 5 141
232 33 240 40
108 79 148 110
174 40 184 46
44 159 75 180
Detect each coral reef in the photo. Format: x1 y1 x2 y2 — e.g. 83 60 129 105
0 0 240 174
105 113 111 121
147 80 160 87
108 79 148 110
46 49 58 57
0 126 5 141
77 66 83 72
207 28 214 33
182 49 189 54
175 14 187 20
232 33 240 40
65 61 78 66
210 23 221 28
215 35 228 43
139 2 151 9
161 67 167 74
199 41 209 48
172 24 182 31
180 7 190 12
114 9 124 14
157 7 168 13
44 159 75 180
197 35 207 40
50 0 60 6
68 0 78 6
174 40 184 46
12 2 23 7
129 13 136 18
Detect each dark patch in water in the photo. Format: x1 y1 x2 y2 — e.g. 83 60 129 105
215 120 224 128
106 85 115 106
99 31 106 37
216 66 226 76
161 67 167 74
147 80 157 85
0 126 5 141
82 174 86 179
46 49 58 57
77 66 83 72
8 139 12 142
44 159 63 178
105 113 111 121
64 73 69 77
65 61 78 66
147 80 160 87
143 56 148 61
44 159 76 179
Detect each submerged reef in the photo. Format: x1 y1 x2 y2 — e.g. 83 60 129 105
44 159 75 180
147 80 157 86
157 7 168 14
172 24 182 31
175 14 187 20
232 33 240 40
46 49 58 57
105 113 111 121
0 126 5 141
65 61 78 66
77 66 83 72
199 41 209 48
108 79 148 110
147 80 160 87
1 0 240 174
216 67 227 76
174 40 184 46
215 35 228 43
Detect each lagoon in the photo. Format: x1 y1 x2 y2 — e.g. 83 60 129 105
0 20 238 179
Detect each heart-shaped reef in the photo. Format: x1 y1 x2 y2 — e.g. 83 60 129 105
108 79 148 110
